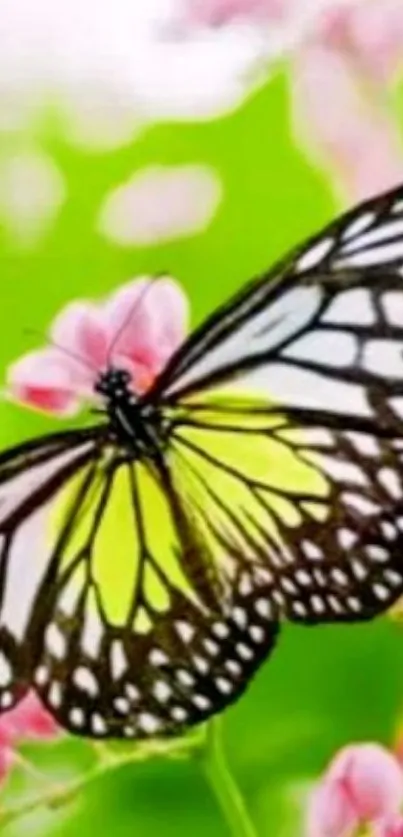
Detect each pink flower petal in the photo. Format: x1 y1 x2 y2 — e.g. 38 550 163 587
307 776 358 837
0 746 15 786
104 276 189 383
0 692 59 742
291 40 403 201
99 165 222 246
374 815 403 837
342 0 403 84
51 301 109 373
327 745 403 823
8 349 81 415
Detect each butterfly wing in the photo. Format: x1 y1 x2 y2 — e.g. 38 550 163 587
146 183 403 625
28 455 278 738
0 427 102 711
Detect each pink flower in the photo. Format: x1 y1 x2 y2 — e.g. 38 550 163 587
181 0 403 202
306 744 403 837
290 0 403 201
373 815 403 837
0 692 59 784
8 276 189 416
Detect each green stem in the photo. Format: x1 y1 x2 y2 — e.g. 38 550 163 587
201 718 258 837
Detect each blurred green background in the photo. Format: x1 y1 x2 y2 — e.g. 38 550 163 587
2 69 403 837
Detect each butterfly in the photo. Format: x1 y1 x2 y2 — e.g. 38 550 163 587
2 183 403 740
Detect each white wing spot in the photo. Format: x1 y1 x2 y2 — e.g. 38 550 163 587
212 622 229 639
0 691 13 709
192 655 209 674
203 638 220 656
335 241 403 268
110 640 127 680
70 707 85 728
328 595 343 614
379 467 402 500
342 211 375 241
280 577 298 595
342 218 403 251
176 669 195 687
249 625 265 643
48 682 62 708
296 237 333 272
351 559 367 581
171 706 187 722
45 623 66 660
34 665 49 686
383 569 402 587
232 607 247 629
124 725 136 737
343 493 380 516
302 540 323 561
311 595 325 614
0 653 12 687
347 596 361 613
372 583 390 601
125 683 140 702
239 574 253 596
149 648 169 667
382 291 403 326
175 621 195 643
193 694 211 711
225 660 242 676
292 601 307 617
153 681 171 702
236 643 253 661
138 713 160 734
331 568 350 586
73 666 98 697
114 696 130 714
91 714 107 735
254 598 272 618
215 677 232 694
367 545 389 563
338 529 357 550
295 569 313 587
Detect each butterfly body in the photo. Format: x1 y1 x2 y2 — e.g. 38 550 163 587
4 183 403 738
95 367 167 458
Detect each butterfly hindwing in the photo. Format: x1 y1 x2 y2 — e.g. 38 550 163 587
32 457 279 738
168 400 403 624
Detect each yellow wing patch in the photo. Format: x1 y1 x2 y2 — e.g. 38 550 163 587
169 394 330 569
48 454 203 631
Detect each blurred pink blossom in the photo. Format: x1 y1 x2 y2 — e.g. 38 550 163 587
306 744 403 837
182 0 403 202
8 277 189 415
373 816 403 837
290 0 403 200
0 692 59 784
98 165 222 246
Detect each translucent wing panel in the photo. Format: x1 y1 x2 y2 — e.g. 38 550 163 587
149 183 403 433
168 400 403 624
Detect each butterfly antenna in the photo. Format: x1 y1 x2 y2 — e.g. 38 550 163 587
23 327 98 374
106 274 164 366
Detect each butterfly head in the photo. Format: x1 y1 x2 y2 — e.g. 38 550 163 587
94 367 137 405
